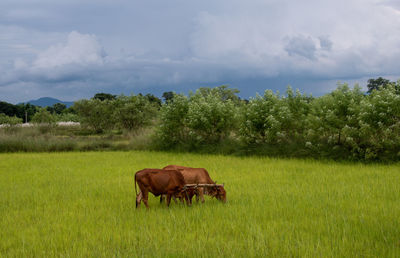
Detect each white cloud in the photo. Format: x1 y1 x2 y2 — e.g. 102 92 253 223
189 0 400 79
32 31 105 69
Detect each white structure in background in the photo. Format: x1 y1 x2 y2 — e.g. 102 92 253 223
0 122 80 127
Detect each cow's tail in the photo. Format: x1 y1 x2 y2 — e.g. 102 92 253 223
134 173 138 196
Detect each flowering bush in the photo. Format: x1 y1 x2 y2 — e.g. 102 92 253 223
240 87 311 144
156 93 190 146
356 84 400 160
157 86 239 147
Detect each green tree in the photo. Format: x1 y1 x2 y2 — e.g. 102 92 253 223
144 94 162 108
186 88 238 143
356 84 400 160
73 99 116 132
31 108 56 124
113 94 158 131
0 113 23 125
156 94 189 146
157 86 239 147
93 93 117 101
47 103 67 114
239 90 288 144
55 112 80 122
162 92 174 103
0 102 39 122
306 83 364 156
15 103 38 122
196 85 241 103
367 77 394 93
0 101 19 117
283 86 313 141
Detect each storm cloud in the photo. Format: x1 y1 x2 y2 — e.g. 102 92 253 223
1 0 400 103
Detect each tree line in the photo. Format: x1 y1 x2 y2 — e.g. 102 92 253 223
1 77 399 161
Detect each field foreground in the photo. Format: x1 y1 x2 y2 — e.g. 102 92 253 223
0 151 399 257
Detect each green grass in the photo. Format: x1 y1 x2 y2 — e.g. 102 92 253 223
0 126 155 152
0 151 399 257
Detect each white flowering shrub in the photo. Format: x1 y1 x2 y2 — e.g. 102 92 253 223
156 93 190 146
157 86 240 147
303 82 400 160
69 81 400 160
186 90 237 144
306 84 364 147
240 90 283 144
356 84 400 159
284 87 312 140
240 87 311 144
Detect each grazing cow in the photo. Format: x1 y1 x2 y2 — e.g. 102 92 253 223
135 169 189 208
163 165 227 203
159 184 199 205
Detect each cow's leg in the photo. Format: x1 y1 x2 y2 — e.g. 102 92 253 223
192 188 199 204
178 192 185 204
142 189 149 208
166 193 172 207
195 187 201 202
199 188 205 203
136 191 143 208
160 194 176 204
183 190 191 206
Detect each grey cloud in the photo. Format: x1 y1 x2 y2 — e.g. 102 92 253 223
318 36 333 51
1 0 400 103
284 35 317 60
382 0 400 11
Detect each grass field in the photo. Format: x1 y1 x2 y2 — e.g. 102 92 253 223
0 151 399 257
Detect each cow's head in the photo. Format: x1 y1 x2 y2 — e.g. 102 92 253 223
216 185 226 202
208 185 226 203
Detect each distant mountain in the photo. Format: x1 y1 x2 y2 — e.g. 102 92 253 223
24 97 74 108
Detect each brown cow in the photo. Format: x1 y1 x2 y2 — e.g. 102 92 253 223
163 165 226 203
135 168 189 208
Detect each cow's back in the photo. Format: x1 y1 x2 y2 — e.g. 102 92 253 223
136 169 185 195
163 165 214 184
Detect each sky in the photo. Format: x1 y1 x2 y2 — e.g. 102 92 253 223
1 0 400 103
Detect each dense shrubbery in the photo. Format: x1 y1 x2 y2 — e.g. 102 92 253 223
240 87 312 145
0 113 23 125
156 82 400 161
31 108 56 124
156 86 240 147
113 95 158 131
1 80 400 161
74 94 158 133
